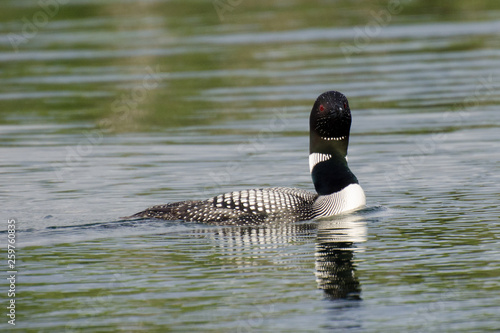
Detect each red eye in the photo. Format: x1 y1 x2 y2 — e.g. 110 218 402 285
344 102 347 109
319 105 325 112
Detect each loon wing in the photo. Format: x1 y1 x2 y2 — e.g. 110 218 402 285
127 187 318 225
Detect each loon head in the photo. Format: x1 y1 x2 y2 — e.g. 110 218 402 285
309 91 352 158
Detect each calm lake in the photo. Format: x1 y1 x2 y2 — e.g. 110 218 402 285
1 0 500 332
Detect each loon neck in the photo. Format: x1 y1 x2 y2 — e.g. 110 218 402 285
310 130 349 157
309 136 358 196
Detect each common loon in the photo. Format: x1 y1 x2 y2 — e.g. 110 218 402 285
128 91 366 225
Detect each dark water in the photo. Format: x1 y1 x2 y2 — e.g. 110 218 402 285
1 0 500 332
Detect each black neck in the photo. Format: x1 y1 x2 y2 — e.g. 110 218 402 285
309 131 349 157
310 150 358 195
310 131 358 195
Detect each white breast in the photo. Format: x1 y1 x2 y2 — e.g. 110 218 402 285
312 183 366 217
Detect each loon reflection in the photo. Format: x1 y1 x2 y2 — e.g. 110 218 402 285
315 217 367 300
189 214 367 300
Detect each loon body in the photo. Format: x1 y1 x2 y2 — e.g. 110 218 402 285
129 91 366 225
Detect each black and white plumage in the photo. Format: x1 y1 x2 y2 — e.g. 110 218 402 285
127 91 366 225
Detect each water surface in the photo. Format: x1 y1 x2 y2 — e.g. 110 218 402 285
1 0 500 332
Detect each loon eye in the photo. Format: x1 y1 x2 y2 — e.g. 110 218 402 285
343 102 347 109
319 105 325 112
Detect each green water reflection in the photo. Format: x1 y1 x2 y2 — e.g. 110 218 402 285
1 0 499 131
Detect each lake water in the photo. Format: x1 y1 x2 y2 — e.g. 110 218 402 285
1 0 500 332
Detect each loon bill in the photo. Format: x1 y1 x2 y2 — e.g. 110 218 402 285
127 91 366 225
